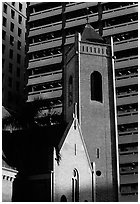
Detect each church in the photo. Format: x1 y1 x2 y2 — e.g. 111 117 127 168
3 23 119 202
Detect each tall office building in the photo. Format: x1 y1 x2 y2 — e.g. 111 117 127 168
2 2 27 113
26 2 138 202
2 2 27 201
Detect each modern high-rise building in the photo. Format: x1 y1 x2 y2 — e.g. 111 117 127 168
2 2 27 201
26 2 138 202
2 2 27 113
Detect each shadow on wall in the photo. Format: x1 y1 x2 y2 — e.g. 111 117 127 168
11 177 116 202
12 179 92 202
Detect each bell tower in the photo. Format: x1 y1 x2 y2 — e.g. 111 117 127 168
63 24 118 201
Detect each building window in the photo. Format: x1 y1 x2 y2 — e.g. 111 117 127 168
8 77 12 88
18 27 22 37
72 169 79 202
3 17 7 27
16 67 20 77
3 3 7 13
2 30 6 40
11 10 15 19
60 195 67 202
10 35 14 46
9 49 13 59
19 3 22 12
18 15 22 24
68 75 73 106
12 2 15 6
2 44 5 54
10 22 14 32
17 54 21 64
9 63 13 73
17 40 21 50
91 71 102 103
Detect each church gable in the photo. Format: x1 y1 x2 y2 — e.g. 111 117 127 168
59 117 92 169
53 117 92 202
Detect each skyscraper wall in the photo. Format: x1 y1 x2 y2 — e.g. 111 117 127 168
2 2 27 113
2 2 27 201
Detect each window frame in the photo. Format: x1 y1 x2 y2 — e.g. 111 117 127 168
18 15 22 24
2 30 6 40
17 40 21 50
10 22 14 32
19 3 22 12
10 35 14 46
91 71 103 103
3 3 7 13
18 27 22 37
9 49 13 59
11 9 15 19
3 17 7 27
17 54 21 64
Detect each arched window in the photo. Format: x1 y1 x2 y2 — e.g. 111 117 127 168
60 195 67 202
68 75 73 106
72 169 79 202
91 71 102 103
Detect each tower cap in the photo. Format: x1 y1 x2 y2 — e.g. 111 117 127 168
81 23 104 43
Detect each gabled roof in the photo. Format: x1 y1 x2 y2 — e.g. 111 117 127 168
81 23 104 43
2 106 11 118
58 117 93 172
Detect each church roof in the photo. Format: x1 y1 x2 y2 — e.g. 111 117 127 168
2 106 11 118
81 23 104 43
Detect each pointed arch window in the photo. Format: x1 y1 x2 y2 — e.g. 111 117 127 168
60 195 67 202
72 169 79 202
91 71 102 103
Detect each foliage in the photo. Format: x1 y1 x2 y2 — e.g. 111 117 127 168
2 97 63 168
2 97 62 130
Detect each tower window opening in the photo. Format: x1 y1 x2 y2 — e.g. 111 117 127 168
91 71 102 103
